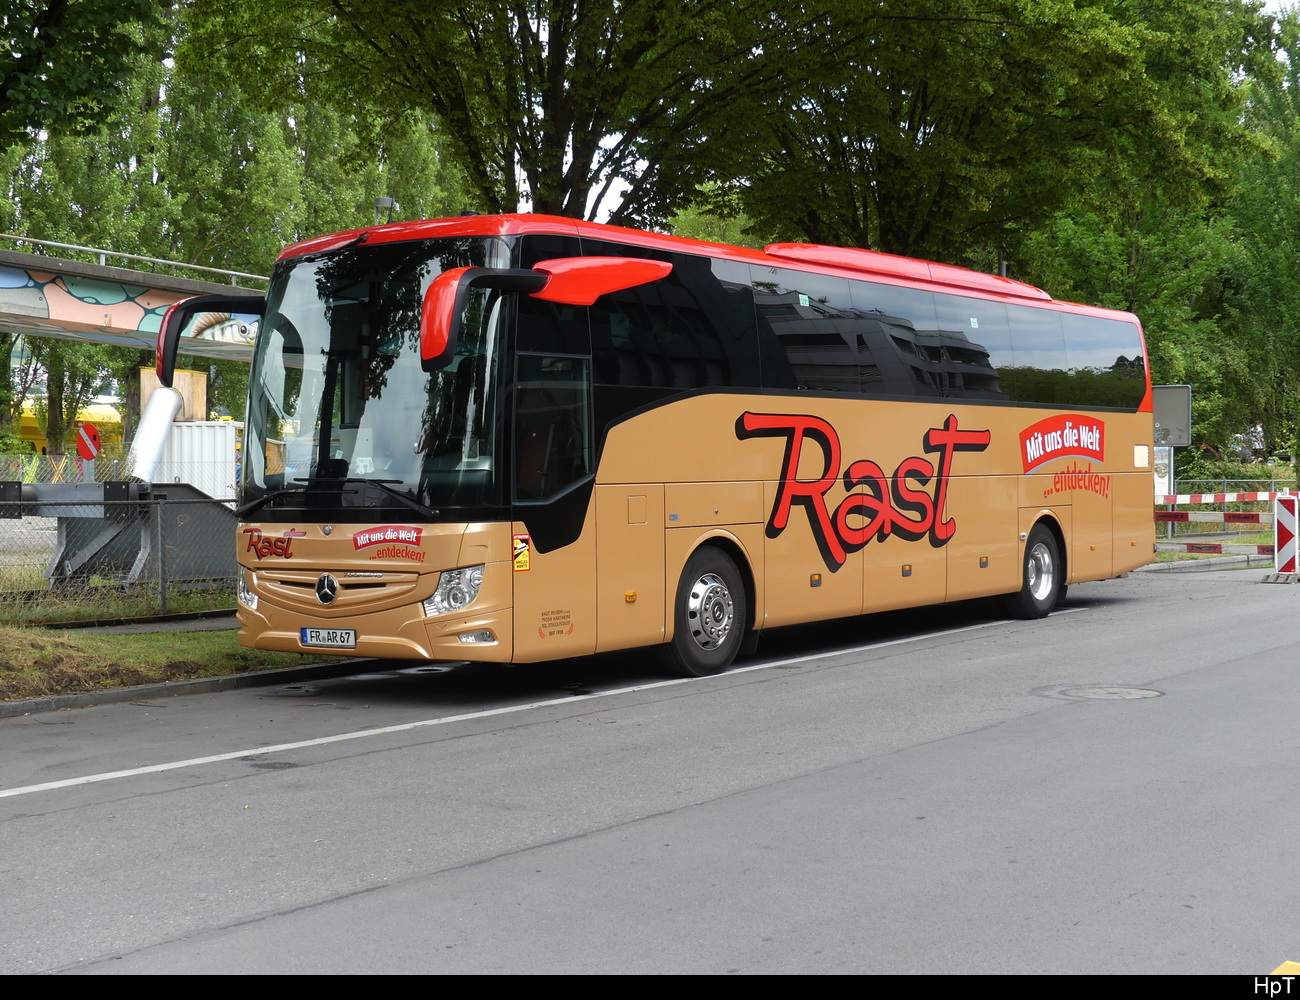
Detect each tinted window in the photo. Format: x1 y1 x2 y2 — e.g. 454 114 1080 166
515 235 590 356
752 266 875 392
514 355 591 501
1061 312 1146 408
930 294 1010 400
584 242 759 389
1001 304 1145 408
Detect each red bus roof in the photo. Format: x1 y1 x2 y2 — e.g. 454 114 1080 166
277 213 1139 324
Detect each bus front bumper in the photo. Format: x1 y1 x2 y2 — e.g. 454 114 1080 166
236 604 515 663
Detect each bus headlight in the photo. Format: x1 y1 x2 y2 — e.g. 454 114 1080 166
238 572 259 611
422 565 484 617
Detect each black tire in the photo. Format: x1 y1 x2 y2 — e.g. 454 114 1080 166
1002 524 1062 619
658 547 748 677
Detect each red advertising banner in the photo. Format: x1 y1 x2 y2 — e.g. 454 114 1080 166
1019 414 1105 473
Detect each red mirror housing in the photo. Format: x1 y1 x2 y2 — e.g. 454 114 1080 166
420 267 547 371
529 257 673 306
419 267 472 370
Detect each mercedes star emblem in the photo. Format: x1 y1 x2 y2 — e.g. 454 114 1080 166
315 574 339 605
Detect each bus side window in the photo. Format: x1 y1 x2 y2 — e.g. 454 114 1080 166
514 356 592 501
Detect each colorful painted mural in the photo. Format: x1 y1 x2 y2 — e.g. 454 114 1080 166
0 262 260 360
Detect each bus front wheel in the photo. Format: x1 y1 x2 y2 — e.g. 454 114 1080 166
1003 524 1062 619
660 547 747 677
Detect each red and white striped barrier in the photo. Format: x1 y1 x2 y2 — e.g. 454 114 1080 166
1160 541 1276 555
1277 496 1298 574
1156 491 1292 504
1154 510 1273 524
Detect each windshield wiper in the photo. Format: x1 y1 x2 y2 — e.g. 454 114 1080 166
236 485 308 517
239 477 438 518
292 476 438 517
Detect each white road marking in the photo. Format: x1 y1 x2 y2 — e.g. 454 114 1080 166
0 613 1076 801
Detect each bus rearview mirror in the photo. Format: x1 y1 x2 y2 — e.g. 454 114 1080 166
157 293 266 388
419 258 673 372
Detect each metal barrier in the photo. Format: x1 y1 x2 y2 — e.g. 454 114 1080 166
1155 486 1295 565
0 489 237 617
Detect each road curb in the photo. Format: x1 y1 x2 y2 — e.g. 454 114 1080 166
0 657 373 718
1136 553 1275 573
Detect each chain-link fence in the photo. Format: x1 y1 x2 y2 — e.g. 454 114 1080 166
3 449 239 496
0 492 238 623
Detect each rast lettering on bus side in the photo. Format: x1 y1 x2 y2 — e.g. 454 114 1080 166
736 412 991 572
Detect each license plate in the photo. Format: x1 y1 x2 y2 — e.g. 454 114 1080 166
300 627 356 648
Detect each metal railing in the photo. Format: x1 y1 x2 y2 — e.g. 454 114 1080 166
0 233 268 286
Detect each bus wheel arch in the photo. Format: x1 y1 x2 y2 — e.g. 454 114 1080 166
1004 518 1066 619
659 541 753 677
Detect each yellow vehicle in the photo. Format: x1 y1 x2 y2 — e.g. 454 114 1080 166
160 215 1154 675
17 400 122 455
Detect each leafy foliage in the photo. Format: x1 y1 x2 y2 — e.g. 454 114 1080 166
723 0 1275 267
0 3 474 439
187 0 840 225
0 0 162 148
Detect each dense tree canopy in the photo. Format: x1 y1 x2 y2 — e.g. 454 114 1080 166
3 0 1299 464
0 0 161 148
188 0 845 225
0 3 472 446
723 0 1276 266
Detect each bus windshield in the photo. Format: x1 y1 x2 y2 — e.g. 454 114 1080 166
243 235 511 514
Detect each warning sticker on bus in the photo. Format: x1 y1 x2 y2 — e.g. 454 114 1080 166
513 534 530 572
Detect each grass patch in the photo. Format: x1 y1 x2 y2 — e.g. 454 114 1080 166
1153 551 1215 563
0 585 236 625
0 625 323 702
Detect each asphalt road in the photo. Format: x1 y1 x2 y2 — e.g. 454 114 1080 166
1 567 1297 974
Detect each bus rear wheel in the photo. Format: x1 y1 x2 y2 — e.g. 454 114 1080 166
659 547 747 677
1003 524 1061 619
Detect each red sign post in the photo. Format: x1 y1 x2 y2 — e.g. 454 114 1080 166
76 422 101 461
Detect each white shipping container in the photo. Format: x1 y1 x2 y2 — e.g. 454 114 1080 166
153 421 240 501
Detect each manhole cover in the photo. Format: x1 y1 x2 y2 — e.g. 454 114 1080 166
1057 686 1163 700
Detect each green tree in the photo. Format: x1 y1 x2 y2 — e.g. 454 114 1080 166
29 339 111 460
0 3 474 446
1227 9 1300 457
1019 200 1261 455
729 1 1275 267
0 0 162 149
0 332 41 448
187 0 836 225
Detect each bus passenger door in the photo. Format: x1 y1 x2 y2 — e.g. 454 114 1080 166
510 355 597 661
510 510 597 661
